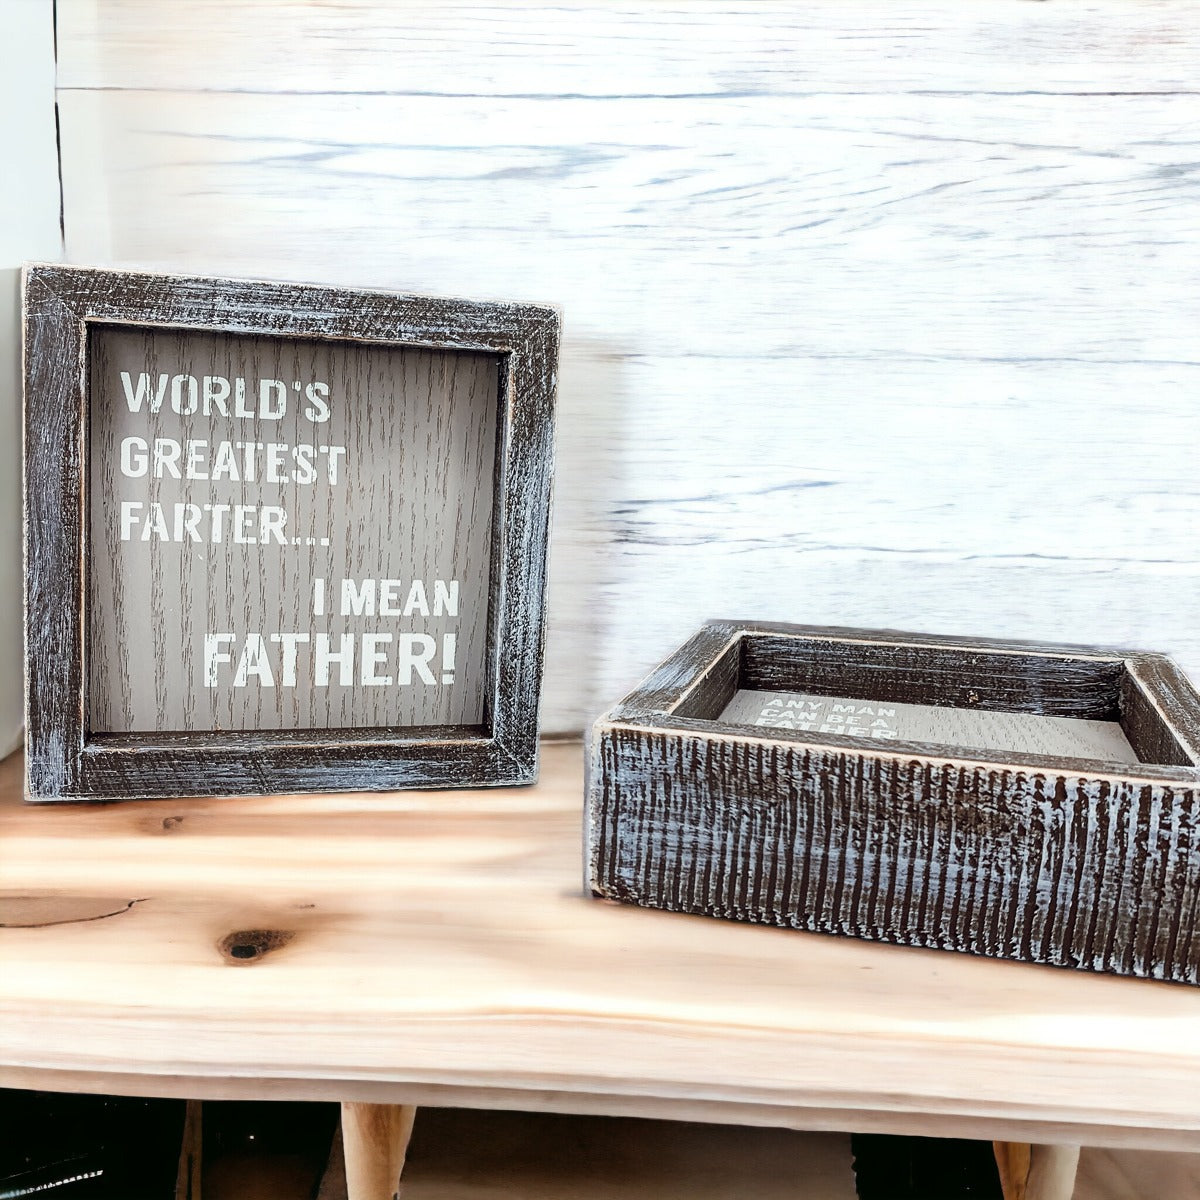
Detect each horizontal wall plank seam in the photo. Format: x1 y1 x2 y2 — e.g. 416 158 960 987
54 87 1200 99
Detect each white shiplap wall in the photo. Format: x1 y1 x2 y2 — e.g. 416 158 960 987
54 1 1200 731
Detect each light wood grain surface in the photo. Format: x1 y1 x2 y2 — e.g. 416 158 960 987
50 1 1200 732
3 740 1200 1150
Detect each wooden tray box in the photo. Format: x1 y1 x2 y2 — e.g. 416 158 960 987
587 621 1200 983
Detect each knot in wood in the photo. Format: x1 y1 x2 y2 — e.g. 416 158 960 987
219 928 294 964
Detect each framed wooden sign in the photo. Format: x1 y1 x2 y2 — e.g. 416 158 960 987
589 620 1200 984
23 265 558 801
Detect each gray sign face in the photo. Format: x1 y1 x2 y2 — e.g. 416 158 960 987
88 325 499 734
719 688 1139 763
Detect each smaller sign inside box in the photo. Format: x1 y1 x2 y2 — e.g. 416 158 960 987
718 689 1138 763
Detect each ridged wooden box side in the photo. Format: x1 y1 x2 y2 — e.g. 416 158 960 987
588 721 1200 984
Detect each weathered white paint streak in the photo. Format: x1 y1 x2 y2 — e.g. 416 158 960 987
53 3 1200 731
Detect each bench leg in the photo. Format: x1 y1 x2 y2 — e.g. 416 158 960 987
340 1103 417 1200
995 1142 1080 1200
174 1099 203 1200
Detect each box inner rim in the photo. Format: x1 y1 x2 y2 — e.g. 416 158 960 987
669 633 1198 769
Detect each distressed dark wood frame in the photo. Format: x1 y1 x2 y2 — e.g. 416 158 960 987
588 620 1200 983
23 264 558 801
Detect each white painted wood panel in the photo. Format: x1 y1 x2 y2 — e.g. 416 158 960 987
55 0 1200 96
57 90 1200 362
53 4 1200 731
